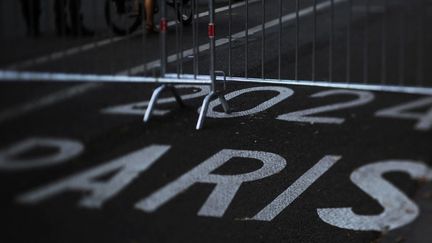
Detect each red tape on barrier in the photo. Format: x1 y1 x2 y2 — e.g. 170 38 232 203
208 23 215 38
160 19 167 32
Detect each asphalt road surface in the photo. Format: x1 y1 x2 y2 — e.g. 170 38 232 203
1 0 432 242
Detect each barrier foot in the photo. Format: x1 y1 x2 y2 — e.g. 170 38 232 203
196 91 230 130
219 95 230 114
169 85 185 108
196 91 215 130
143 85 184 123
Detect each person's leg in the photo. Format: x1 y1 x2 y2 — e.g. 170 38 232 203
69 0 94 37
144 0 154 28
68 0 79 35
32 0 41 36
20 0 32 36
54 0 68 36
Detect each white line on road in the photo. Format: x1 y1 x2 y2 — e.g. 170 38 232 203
0 83 101 124
252 155 341 221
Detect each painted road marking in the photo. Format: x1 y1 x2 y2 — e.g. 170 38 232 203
135 149 287 217
17 145 171 208
376 96 432 131
318 160 432 231
0 137 84 171
277 90 375 124
252 155 341 221
11 140 431 232
205 86 294 118
0 83 101 124
102 85 210 116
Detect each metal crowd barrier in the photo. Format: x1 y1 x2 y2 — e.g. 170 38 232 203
0 0 431 129
0 0 230 129
211 0 431 92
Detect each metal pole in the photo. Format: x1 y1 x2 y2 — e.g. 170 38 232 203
295 0 299 81
278 0 282 80
261 0 265 79
192 0 198 79
381 0 388 84
398 4 406 85
329 0 334 82
142 0 148 75
312 0 316 81
208 0 216 91
228 0 232 77
160 0 167 77
180 0 184 75
195 0 200 76
346 0 352 83
175 0 180 78
416 0 424 86
363 0 369 83
245 0 249 78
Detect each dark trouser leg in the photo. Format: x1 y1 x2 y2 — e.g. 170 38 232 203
20 0 40 36
54 0 68 36
68 0 79 35
69 0 93 36
31 0 41 36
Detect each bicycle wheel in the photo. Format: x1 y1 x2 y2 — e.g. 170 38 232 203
177 0 193 25
105 0 143 36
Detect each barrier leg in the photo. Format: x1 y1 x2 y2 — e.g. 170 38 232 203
143 85 167 122
196 91 215 130
219 95 230 114
143 85 184 123
169 85 185 107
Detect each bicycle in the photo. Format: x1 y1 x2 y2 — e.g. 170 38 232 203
105 0 193 35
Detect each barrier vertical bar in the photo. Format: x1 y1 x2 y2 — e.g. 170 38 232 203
160 0 167 77
363 0 369 83
107 0 115 74
196 0 230 130
175 0 180 78
329 0 334 82
208 0 216 90
295 0 299 81
192 0 197 78
0 1 3 41
278 0 282 80
245 0 249 78
261 0 265 79
228 0 232 77
381 0 388 84
180 0 184 75
312 0 316 81
144 0 185 123
29 0 35 37
416 0 424 86
195 0 200 76
141 0 148 75
398 4 406 85
126 1 132 76
346 0 352 83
